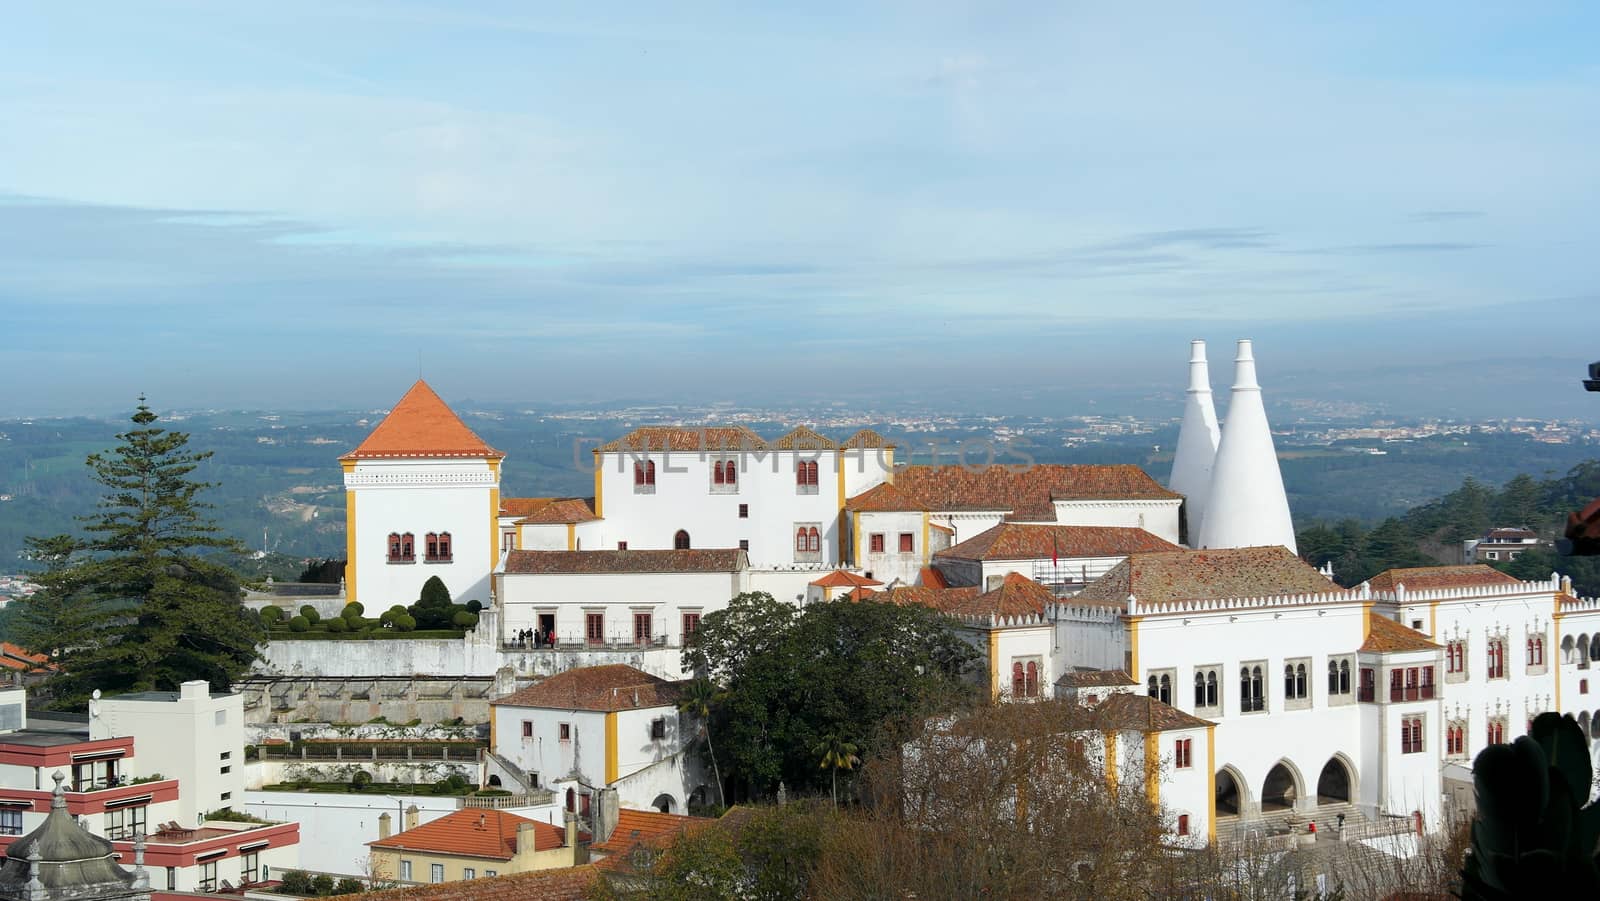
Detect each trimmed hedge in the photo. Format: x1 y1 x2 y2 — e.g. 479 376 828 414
265 629 465 642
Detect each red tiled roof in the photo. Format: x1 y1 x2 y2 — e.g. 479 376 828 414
331 865 597 901
856 585 982 613
919 566 949 589
840 429 894 449
500 497 556 518
517 498 599 525
1077 546 1337 605
810 570 883 589
366 808 572 859
1361 613 1443 653
591 808 709 856
1483 528 1537 542
846 464 1178 520
944 573 1052 619
0 644 55 672
936 523 1180 562
1055 669 1137 688
341 381 504 461
1092 693 1214 733
843 481 926 513
492 665 683 712
502 549 745 575
595 427 767 452
1365 565 1521 594
770 426 836 450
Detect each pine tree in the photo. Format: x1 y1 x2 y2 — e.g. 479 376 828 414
13 399 264 705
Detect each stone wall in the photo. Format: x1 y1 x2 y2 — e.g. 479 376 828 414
238 674 510 725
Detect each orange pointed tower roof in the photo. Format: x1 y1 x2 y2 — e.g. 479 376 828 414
341 381 504 461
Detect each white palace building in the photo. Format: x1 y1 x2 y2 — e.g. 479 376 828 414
319 339 1600 845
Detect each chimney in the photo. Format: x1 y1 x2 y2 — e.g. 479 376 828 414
1169 339 1221 542
516 822 536 856
179 680 207 701
404 804 419 832
378 812 392 840
563 809 578 848
1197 340 1298 554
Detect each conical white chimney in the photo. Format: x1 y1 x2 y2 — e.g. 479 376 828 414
1169 340 1221 542
1196 340 1297 554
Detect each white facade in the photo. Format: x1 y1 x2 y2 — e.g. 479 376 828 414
243 790 458 876
89 680 246 825
345 458 499 611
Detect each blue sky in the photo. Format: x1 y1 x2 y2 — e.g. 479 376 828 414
2 2 1598 417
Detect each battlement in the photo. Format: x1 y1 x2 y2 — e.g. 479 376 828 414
1126 584 1368 617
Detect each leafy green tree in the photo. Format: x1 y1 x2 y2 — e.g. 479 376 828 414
678 678 727 807
813 732 860 808
12 401 264 703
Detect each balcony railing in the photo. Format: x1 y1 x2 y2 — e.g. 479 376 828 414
1388 685 1436 702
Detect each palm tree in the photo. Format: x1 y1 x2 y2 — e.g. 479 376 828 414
678 678 726 808
814 732 861 808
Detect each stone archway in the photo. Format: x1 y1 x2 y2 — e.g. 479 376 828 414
651 793 678 814
1317 755 1355 805
1262 761 1302 813
1215 765 1249 817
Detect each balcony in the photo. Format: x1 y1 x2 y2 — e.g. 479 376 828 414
1389 685 1436 702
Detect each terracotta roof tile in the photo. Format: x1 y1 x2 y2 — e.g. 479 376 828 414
1077 546 1337 606
918 567 949 589
843 481 926 513
936 523 1180 562
1360 613 1443 653
591 808 710 856
769 426 837 450
1091 693 1214 733
855 585 982 613
1054 669 1138 688
502 549 745 575
846 464 1178 520
1365 565 1521 594
330 865 596 901
516 498 599 525
492 665 683 712
499 497 556 518
809 570 883 589
840 429 894 449
341 381 504 460
595 427 767 452
366 808 572 859
943 573 1052 619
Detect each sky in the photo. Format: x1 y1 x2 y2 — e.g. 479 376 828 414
2 2 1598 418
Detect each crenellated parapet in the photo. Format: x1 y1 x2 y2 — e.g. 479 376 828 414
1125 583 1368 617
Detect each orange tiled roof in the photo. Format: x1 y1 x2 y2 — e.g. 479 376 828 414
769 426 836 450
591 808 710 856
0 644 53 671
366 808 571 859
500 497 556 518
1077 546 1337 605
1055 669 1137 688
1365 565 1521 594
918 566 949 589
944 573 1052 619
1092 692 1214 733
595 427 767 452
843 482 926 513
846 464 1178 520
936 523 1180 562
856 585 982 613
1361 612 1443 653
810 570 884 589
840 429 894 449
517 498 599 525
341 381 504 461
492 665 683 712
502 549 745 575
330 865 597 901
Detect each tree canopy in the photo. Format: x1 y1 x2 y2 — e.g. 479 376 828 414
12 400 264 705
684 591 977 801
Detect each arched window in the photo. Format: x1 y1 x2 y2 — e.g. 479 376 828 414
565 788 576 812
387 532 402 562
1148 675 1160 698
425 532 439 560
1338 660 1350 694
1025 661 1039 698
634 462 645 485
674 530 691 550
1206 671 1218 707
1194 672 1206 709
808 527 821 552
1159 673 1171 704
646 461 656 485
437 531 452 561
796 460 819 492
1013 662 1026 697
796 527 808 553
723 460 736 486
401 532 414 560
713 461 726 485
1296 663 1307 698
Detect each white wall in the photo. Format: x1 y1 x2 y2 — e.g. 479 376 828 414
91 682 246 823
347 458 498 611
243 790 457 876
497 570 746 647
1045 500 1182 545
854 510 928 586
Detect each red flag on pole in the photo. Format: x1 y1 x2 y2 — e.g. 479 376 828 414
1052 532 1059 567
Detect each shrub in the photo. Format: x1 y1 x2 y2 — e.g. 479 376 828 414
341 602 364 619
350 770 372 791
309 621 328 632
452 611 479 629
310 874 335 896
466 599 482 614
326 617 348 633
378 609 396 627
419 575 451 606
278 870 313 895
333 878 364 895
393 614 417 633
288 616 309 633
260 606 285 624
299 605 321 624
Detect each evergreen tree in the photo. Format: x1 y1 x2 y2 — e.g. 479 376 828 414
12 400 264 705
410 575 455 628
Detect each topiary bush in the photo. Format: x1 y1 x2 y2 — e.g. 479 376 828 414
452 611 479 629
466 600 482 614
288 616 310 633
299 605 321 624
393 614 417 633
260 606 285 625
326 617 347 633
411 576 456 628
341 602 364 619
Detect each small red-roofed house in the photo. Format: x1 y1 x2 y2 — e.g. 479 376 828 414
366 807 585 885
